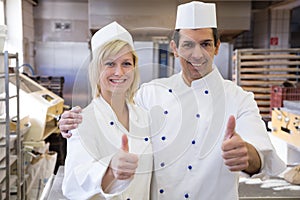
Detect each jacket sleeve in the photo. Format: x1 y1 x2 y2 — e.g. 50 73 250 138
233 86 286 177
62 129 131 199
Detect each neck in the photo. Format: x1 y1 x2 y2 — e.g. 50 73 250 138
182 74 194 87
182 68 214 86
101 92 129 130
102 92 126 113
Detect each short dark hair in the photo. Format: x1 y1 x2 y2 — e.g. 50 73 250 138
172 28 219 47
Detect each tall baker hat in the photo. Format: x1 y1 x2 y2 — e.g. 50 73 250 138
91 21 134 52
175 1 217 29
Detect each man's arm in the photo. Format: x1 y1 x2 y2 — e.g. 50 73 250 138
244 142 261 175
222 115 261 176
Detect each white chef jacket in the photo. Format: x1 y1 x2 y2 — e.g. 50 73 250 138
62 96 153 200
135 66 286 200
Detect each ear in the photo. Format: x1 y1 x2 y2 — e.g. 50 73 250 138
170 40 179 57
214 39 221 56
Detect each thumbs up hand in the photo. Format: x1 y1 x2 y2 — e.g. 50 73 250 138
222 115 249 172
110 134 139 180
121 134 129 152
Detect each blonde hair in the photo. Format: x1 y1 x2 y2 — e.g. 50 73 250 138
89 40 139 103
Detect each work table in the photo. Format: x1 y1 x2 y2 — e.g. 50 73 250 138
45 166 300 200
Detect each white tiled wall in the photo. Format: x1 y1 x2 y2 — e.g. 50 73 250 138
22 0 35 67
253 8 291 49
270 9 290 49
253 10 269 48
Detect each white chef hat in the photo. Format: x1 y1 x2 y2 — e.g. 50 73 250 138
175 1 217 29
91 21 134 52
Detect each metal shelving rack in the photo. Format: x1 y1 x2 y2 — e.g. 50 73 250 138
0 51 24 199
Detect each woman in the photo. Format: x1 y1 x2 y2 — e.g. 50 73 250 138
62 21 152 200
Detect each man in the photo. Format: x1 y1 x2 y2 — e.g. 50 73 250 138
59 1 285 199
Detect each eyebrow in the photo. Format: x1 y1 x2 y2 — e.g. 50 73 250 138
182 39 213 43
201 39 213 43
122 57 133 60
105 58 133 63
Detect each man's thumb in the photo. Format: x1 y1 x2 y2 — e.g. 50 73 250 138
224 115 236 140
121 134 129 152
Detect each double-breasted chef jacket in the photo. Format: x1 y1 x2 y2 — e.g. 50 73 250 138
62 97 153 200
135 66 286 200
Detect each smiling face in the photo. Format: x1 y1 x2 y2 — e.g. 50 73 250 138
99 45 135 98
171 28 220 85
89 40 139 103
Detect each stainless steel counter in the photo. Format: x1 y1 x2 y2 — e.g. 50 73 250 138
46 166 300 200
239 181 300 200
46 166 66 200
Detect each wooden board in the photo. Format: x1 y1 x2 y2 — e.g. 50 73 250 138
240 80 288 86
240 67 300 73
240 54 300 60
240 74 300 79
240 61 300 66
